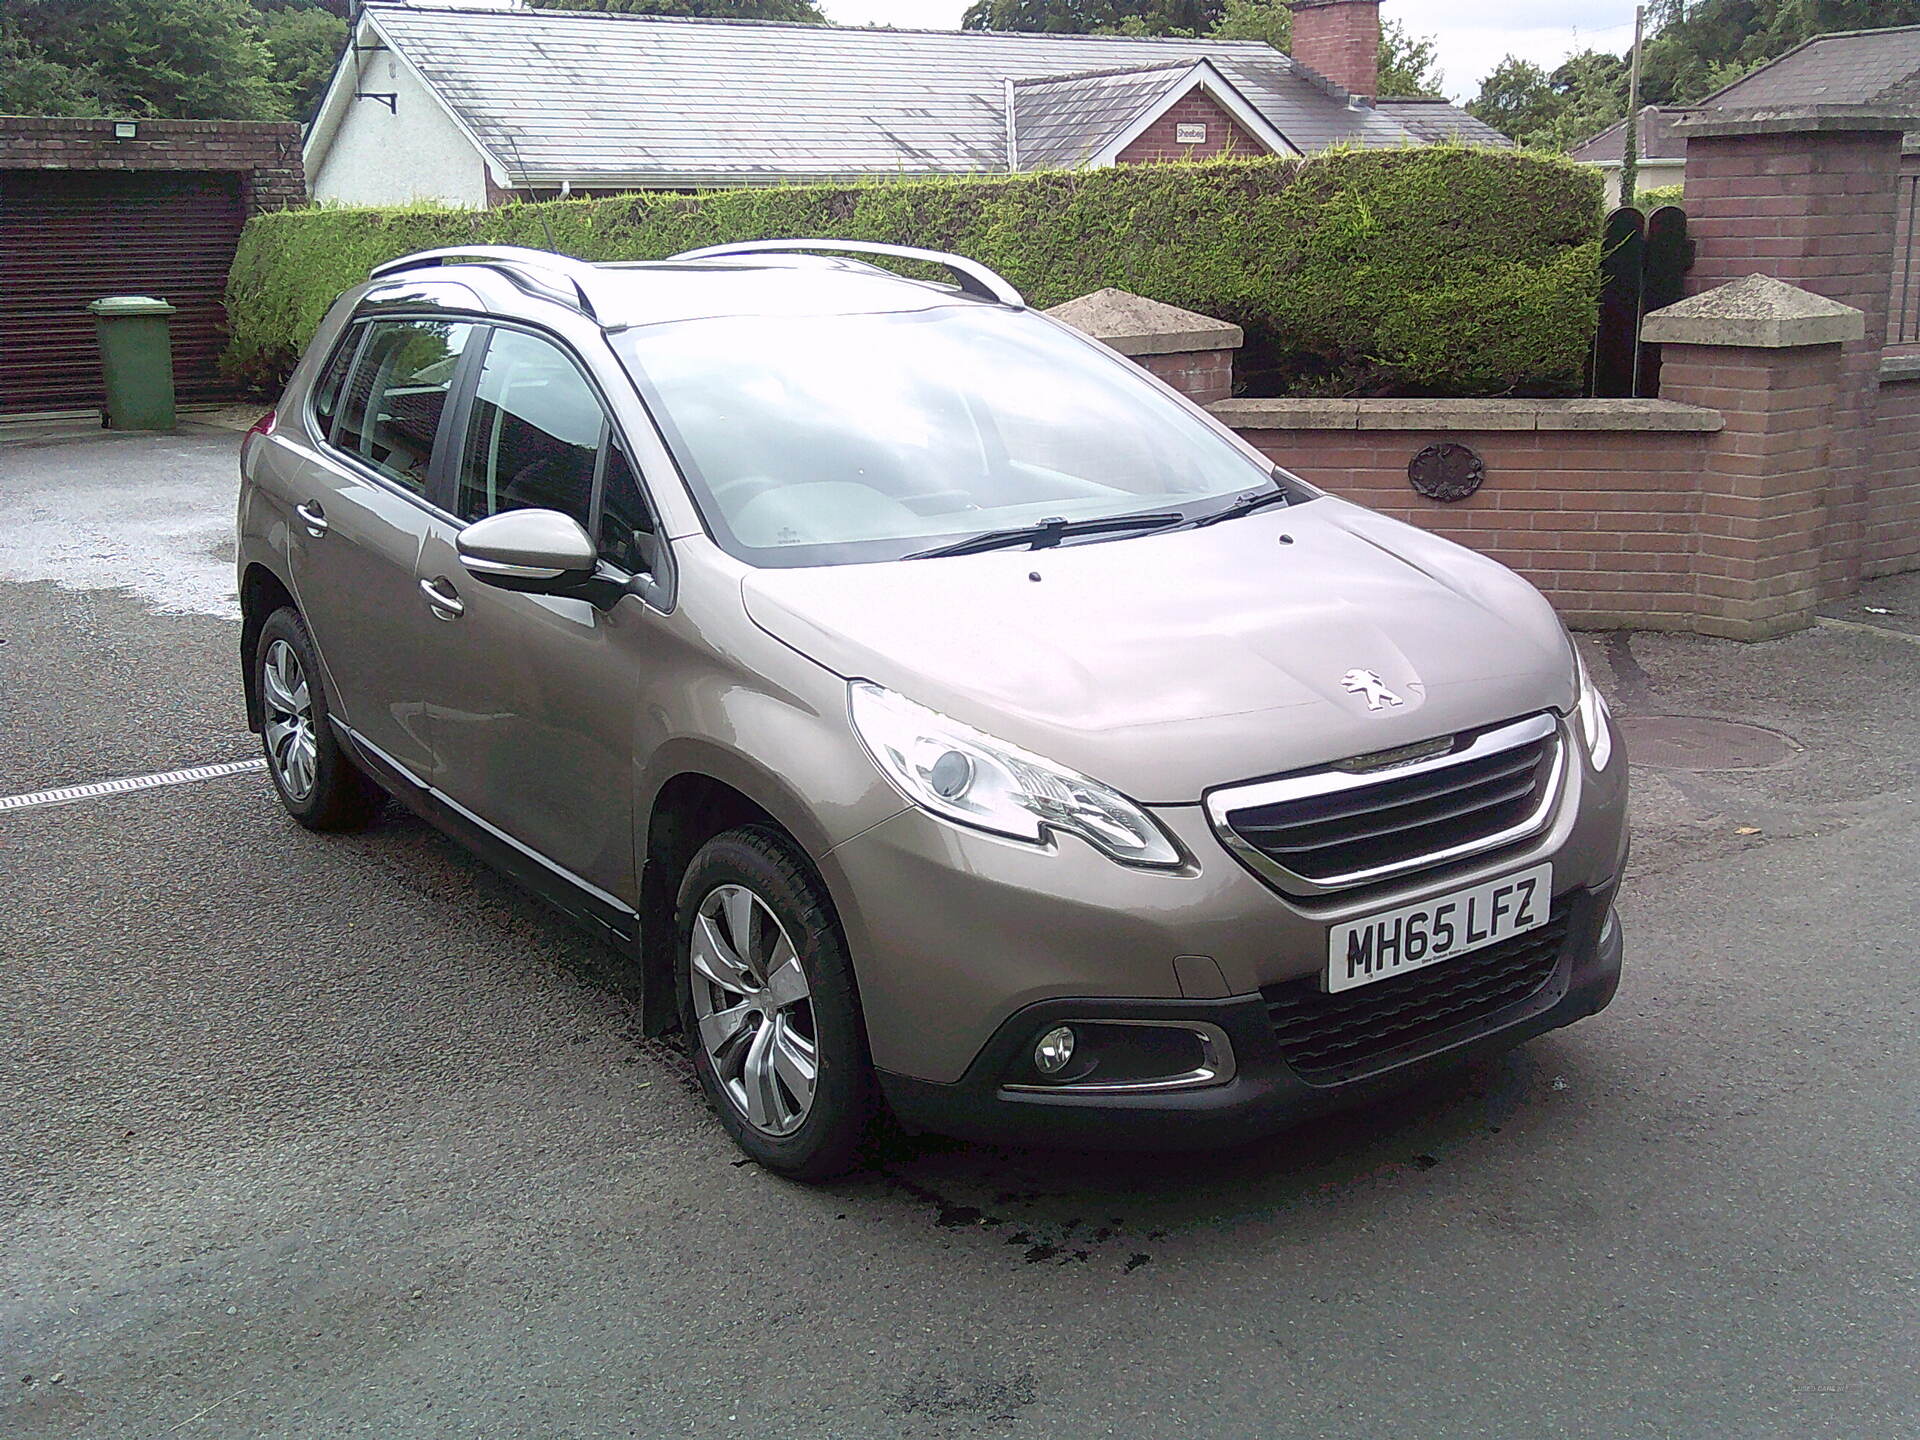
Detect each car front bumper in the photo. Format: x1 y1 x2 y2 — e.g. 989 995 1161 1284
875 886 1622 1150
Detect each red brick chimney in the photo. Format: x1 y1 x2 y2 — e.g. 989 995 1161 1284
1288 0 1380 102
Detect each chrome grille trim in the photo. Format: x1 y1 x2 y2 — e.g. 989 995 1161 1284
1204 713 1565 898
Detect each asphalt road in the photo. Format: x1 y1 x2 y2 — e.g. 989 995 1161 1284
2 428 1917 1439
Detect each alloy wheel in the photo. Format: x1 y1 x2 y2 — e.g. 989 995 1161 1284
689 883 819 1136
261 638 319 801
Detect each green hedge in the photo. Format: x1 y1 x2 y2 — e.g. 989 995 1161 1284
225 148 1603 397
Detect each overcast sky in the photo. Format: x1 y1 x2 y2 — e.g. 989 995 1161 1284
815 0 1640 100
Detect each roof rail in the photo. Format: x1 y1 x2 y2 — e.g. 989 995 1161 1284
667 239 1025 308
369 246 600 320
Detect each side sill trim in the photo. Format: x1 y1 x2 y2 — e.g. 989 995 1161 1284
333 718 637 937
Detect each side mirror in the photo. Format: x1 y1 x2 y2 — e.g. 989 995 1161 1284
457 508 628 609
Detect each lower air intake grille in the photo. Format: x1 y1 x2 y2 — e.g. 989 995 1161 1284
1263 903 1571 1084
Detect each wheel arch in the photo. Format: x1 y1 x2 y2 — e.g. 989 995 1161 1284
239 562 298 733
635 743 881 1037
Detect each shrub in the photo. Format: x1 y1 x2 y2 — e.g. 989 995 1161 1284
1634 183 1685 210
225 148 1603 397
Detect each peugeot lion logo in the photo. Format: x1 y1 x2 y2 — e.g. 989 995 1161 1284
1341 668 1404 712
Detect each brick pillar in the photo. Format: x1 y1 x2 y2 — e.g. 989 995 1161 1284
1042 288 1243 404
1647 274 1865 640
1676 110 1906 599
1287 0 1379 101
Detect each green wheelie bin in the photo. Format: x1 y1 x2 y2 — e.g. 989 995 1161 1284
88 295 178 431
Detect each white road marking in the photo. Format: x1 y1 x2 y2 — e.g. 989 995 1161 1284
0 759 267 814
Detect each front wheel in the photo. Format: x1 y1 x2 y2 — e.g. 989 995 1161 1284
675 826 877 1180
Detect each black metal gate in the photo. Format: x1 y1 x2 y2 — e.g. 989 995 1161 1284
0 169 244 413
1590 203 1693 399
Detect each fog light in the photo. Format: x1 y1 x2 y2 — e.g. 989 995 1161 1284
1033 1026 1076 1075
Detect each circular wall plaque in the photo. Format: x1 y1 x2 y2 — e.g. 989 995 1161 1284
1408 442 1485 502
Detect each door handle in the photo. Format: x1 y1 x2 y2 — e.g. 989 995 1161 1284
419 576 465 620
295 501 328 538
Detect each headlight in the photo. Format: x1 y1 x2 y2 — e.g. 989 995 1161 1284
848 682 1181 868
1573 649 1614 771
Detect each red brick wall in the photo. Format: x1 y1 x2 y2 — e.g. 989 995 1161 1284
0 116 306 212
1139 347 1235 405
1117 92 1267 165
1662 344 1841 639
1232 427 1714 630
1288 0 1380 99
1871 375 1920 577
1683 127 1903 598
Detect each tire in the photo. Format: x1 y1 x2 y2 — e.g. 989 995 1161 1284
675 826 877 1180
255 606 382 832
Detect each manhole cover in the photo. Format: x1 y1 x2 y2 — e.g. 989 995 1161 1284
1615 716 1798 770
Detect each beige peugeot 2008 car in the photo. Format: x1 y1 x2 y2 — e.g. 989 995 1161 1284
237 242 1627 1179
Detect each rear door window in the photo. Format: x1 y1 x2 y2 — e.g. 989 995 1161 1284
332 319 475 497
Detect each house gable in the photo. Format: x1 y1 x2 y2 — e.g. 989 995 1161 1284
1115 88 1268 163
305 11 504 209
1010 60 1292 171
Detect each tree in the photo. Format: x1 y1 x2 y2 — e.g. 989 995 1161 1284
1377 18 1443 97
1208 0 1289 47
1468 48 1632 149
3 0 283 119
541 0 830 21
0 18 111 116
1474 0 1920 153
257 2 348 122
962 0 1220 34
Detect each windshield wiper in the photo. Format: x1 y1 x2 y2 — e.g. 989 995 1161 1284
904 511 1187 560
1188 486 1295 528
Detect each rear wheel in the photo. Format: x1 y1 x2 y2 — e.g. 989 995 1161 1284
676 826 876 1180
255 607 381 831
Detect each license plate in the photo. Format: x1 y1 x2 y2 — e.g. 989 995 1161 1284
1326 863 1553 994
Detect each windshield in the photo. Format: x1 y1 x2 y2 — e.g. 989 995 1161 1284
614 304 1282 567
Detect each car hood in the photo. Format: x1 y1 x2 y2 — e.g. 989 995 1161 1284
741 498 1575 804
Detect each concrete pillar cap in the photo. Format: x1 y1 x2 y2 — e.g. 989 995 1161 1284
1043 287 1244 357
1641 273 1865 348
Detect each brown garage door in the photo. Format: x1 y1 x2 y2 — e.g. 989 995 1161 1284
0 169 244 414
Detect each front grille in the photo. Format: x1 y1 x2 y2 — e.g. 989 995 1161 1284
1262 903 1571 1084
1211 715 1561 896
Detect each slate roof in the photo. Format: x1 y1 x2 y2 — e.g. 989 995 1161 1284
1374 98 1513 147
1703 24 1920 113
351 2 1501 188
1568 106 1698 164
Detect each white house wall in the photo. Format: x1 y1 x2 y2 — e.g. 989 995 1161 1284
1599 157 1687 208
310 51 491 209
